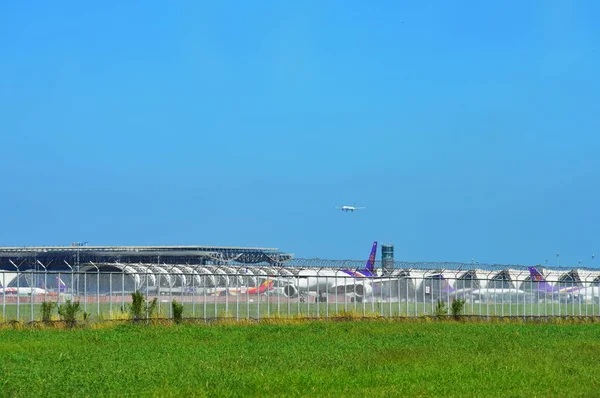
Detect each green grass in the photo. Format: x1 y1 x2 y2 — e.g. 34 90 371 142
1 320 600 397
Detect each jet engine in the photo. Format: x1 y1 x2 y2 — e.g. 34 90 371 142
283 284 298 298
353 283 372 300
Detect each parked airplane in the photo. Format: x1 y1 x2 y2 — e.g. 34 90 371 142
528 267 600 303
0 283 46 296
335 205 366 212
0 276 68 296
439 276 531 303
190 279 276 297
528 267 582 294
279 241 378 302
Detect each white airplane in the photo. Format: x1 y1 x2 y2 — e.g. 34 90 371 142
196 280 275 297
528 267 600 303
572 286 600 304
0 277 66 296
336 205 366 212
466 288 533 304
277 242 378 303
439 277 531 303
0 285 47 296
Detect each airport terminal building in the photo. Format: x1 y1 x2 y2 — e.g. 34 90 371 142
0 245 294 271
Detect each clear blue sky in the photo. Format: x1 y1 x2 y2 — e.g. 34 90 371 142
1 1 599 267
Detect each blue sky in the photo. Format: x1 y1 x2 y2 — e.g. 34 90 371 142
1 1 599 267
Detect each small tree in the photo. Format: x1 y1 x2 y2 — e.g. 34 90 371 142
130 291 144 321
172 300 184 324
41 301 57 325
130 291 158 322
451 298 466 320
434 299 447 317
147 297 158 319
58 300 82 328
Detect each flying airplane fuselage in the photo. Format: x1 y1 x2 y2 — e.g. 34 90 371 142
337 205 365 212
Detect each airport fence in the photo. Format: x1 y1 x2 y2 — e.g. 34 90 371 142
1 270 600 323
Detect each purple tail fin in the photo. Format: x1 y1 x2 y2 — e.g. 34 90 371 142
56 276 68 292
528 267 555 293
363 241 377 275
439 275 456 294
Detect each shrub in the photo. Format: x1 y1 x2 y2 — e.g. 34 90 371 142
434 299 447 317
148 298 158 318
40 301 57 325
130 291 158 322
58 300 82 328
130 291 144 321
172 300 184 324
451 298 466 319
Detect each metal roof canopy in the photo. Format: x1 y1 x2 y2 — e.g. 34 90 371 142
0 245 294 270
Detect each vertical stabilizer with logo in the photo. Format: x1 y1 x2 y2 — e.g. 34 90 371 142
440 275 456 295
56 276 68 293
357 241 377 276
528 267 556 293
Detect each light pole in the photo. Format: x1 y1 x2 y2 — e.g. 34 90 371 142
90 262 100 318
62 260 74 308
72 241 89 296
72 241 89 267
36 260 47 303
556 253 560 267
9 260 20 321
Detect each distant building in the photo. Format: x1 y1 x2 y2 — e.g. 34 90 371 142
382 244 394 274
0 245 293 271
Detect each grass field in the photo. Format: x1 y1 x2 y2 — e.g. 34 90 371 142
1 320 600 397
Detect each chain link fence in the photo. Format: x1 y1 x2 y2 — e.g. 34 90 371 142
2 266 600 323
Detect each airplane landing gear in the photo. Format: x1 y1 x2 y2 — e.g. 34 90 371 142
316 294 328 303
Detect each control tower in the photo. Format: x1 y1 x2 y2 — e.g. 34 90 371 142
381 244 394 274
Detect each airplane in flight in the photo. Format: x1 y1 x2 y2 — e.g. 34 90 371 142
528 267 600 303
336 205 366 212
278 241 378 303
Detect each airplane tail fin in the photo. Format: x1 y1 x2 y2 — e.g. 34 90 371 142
359 241 378 276
440 275 456 294
56 276 68 292
258 279 274 294
528 267 555 293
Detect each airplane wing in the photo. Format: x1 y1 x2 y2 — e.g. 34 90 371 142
328 281 369 295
